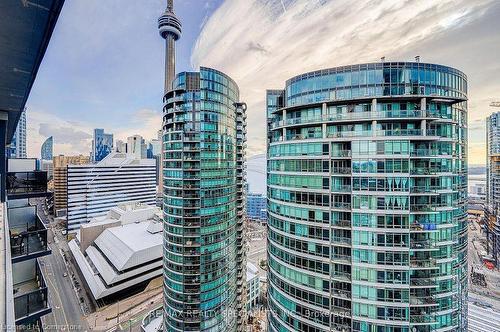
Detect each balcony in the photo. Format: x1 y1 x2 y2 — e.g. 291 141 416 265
8 205 50 263
6 171 48 199
13 259 51 325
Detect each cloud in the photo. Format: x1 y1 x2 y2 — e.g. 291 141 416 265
191 0 499 162
38 123 92 142
27 108 162 158
114 108 162 142
27 110 94 158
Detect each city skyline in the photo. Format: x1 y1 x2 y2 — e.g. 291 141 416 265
24 0 500 163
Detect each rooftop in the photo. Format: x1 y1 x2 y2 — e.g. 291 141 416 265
72 152 156 168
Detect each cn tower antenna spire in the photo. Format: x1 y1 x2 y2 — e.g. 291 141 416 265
158 0 182 93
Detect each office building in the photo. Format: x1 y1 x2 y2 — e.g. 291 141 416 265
0 1 65 329
66 152 156 232
8 109 27 159
92 128 113 162
485 112 500 265
266 62 468 331
247 193 267 221
115 139 127 153
246 262 261 311
53 155 90 214
127 134 147 159
69 203 163 300
148 138 161 158
40 136 53 161
40 159 53 180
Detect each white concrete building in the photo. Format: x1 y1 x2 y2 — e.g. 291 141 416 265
115 140 127 153
127 135 147 159
66 152 156 232
69 203 163 300
246 262 261 311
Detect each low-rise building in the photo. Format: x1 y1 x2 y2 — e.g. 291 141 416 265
246 262 261 311
68 203 162 300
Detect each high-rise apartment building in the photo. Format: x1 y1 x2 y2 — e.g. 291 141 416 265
127 134 147 159
8 109 27 158
41 135 53 160
159 2 247 330
162 67 248 332
485 112 500 264
487 112 500 210
266 62 468 332
53 155 90 214
66 152 156 232
92 128 113 162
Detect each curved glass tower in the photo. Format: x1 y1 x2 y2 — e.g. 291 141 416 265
41 136 53 160
162 67 247 331
266 62 468 332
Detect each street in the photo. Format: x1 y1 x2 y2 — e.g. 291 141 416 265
30 198 89 331
40 228 89 331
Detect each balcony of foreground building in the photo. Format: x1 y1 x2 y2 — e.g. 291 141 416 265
13 259 51 325
6 171 48 200
8 204 50 263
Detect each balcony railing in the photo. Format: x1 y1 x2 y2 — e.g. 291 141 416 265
8 206 50 262
270 111 438 129
13 260 51 324
7 171 48 198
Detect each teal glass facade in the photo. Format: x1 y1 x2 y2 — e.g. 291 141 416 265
266 62 468 332
162 67 247 331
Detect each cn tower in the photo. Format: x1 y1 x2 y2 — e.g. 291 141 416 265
158 0 181 199
158 0 182 93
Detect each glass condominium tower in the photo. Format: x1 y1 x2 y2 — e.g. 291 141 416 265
162 67 247 331
266 62 468 332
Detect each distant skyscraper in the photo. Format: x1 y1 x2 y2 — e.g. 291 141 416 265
247 193 267 221
40 136 53 160
487 112 500 211
150 139 161 157
127 135 147 159
92 129 113 162
266 62 468 331
66 152 156 232
486 112 500 265
8 109 27 158
115 139 127 153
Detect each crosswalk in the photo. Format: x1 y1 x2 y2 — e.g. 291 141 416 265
468 302 500 332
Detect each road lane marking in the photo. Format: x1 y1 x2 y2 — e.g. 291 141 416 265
44 254 71 328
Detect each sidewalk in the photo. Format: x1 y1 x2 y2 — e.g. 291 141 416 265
86 287 163 331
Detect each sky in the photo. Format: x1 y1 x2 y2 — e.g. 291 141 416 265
27 0 500 166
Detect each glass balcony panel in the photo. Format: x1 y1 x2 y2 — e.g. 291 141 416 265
6 172 48 198
13 260 50 323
